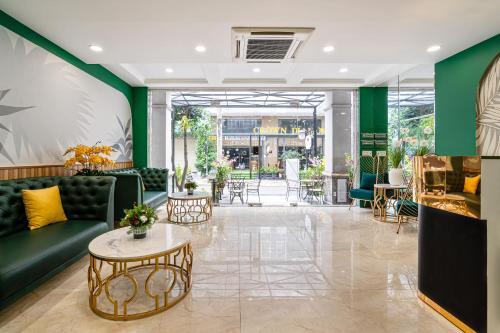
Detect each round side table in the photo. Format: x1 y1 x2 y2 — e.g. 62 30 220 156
87 224 193 321
166 191 212 224
373 183 408 222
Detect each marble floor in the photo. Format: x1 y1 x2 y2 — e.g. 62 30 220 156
0 207 459 333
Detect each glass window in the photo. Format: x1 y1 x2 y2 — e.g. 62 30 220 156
278 119 322 133
222 119 261 134
388 88 435 154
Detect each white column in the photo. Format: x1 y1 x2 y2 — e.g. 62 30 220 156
217 107 223 159
322 91 333 174
165 92 173 171
149 90 167 168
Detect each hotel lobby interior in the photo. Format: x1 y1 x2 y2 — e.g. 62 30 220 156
0 1 499 332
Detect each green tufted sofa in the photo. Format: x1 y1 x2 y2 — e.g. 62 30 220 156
0 176 116 309
103 168 168 219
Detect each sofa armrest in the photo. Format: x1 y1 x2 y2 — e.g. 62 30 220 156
105 173 143 220
58 176 116 230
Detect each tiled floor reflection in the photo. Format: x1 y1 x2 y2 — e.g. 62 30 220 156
0 207 459 332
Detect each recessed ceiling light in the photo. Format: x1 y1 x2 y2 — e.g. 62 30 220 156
323 45 335 53
339 67 348 73
195 45 206 53
165 68 173 73
89 44 103 52
252 67 261 73
340 112 346 115
426 45 441 53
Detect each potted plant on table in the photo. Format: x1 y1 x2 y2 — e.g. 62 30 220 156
388 143 405 185
185 181 198 195
120 204 157 239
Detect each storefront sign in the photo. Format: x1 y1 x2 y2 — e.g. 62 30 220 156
252 127 325 135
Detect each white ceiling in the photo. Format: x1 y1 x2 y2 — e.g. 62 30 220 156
1 0 499 88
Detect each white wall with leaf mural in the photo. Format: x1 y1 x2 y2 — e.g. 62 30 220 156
0 26 132 166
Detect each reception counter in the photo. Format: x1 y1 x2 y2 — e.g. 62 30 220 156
416 156 487 332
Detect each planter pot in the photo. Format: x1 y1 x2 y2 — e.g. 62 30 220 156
132 227 147 239
187 189 194 195
389 168 404 185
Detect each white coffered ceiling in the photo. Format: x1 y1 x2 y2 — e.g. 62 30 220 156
1 0 499 88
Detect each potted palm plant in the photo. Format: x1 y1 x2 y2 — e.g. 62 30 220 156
388 144 405 185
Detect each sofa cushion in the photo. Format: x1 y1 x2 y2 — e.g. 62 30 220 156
144 191 167 207
360 173 377 190
349 188 374 201
0 220 108 300
22 186 68 230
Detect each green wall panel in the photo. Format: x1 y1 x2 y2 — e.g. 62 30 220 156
1 10 150 167
131 87 149 168
359 87 388 154
435 34 500 155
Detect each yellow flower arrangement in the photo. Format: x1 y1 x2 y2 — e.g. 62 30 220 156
64 141 115 175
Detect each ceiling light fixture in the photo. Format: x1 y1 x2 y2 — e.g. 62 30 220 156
195 45 206 53
323 45 335 53
426 45 441 53
339 67 348 73
252 67 261 73
89 45 103 52
165 68 173 73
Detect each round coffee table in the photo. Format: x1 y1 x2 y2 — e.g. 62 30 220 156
166 191 212 224
87 223 193 321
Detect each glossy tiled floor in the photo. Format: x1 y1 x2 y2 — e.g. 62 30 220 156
0 207 459 332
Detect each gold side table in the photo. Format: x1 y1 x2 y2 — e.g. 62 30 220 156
87 224 193 321
167 191 212 224
373 183 407 222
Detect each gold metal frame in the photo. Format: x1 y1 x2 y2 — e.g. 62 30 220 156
167 194 212 224
88 242 193 321
417 291 475 333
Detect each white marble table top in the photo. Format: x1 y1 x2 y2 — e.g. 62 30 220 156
374 183 407 189
168 191 210 200
88 223 191 260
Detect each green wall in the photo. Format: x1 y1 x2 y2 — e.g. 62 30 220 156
435 34 500 155
131 87 149 167
359 87 388 155
0 10 149 167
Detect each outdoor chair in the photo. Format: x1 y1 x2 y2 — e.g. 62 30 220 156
246 178 261 203
285 178 300 200
229 178 245 204
308 178 325 204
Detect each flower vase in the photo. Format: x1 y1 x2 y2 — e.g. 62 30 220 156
132 227 147 239
389 168 404 185
187 189 194 195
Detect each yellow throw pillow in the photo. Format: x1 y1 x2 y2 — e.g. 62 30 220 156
22 186 68 230
463 175 481 194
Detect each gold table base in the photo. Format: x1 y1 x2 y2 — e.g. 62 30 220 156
88 242 193 321
167 196 212 224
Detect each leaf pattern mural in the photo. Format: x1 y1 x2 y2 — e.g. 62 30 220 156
0 26 132 166
476 53 500 156
111 115 133 161
0 89 33 163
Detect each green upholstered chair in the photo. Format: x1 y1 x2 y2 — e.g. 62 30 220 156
349 172 377 211
395 174 418 234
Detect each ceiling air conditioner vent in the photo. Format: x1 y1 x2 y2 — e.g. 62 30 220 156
232 27 314 63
